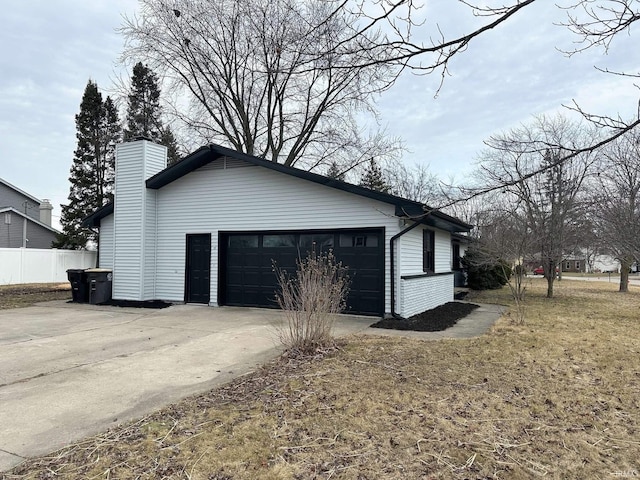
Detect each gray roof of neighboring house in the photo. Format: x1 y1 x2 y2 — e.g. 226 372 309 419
84 143 473 233
0 177 42 205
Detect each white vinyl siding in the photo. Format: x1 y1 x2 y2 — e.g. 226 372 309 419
394 224 455 315
98 215 114 270
105 145 464 315
143 188 157 300
398 226 451 275
400 274 454 318
434 230 451 273
112 141 166 301
153 164 397 311
397 225 422 274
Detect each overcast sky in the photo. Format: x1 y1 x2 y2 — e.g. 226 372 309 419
1 1 638 231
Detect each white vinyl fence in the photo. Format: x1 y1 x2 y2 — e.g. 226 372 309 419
0 248 97 285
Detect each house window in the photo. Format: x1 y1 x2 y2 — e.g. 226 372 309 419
452 242 461 270
565 261 571 270
423 230 435 273
575 261 580 270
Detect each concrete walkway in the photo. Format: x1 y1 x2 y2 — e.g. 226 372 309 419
0 300 503 472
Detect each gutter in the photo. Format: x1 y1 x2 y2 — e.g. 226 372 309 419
389 220 421 319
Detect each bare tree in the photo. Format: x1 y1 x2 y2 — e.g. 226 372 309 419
563 0 640 56
383 162 443 205
121 0 403 170
274 248 349 354
588 129 640 291
120 1 640 180
470 203 534 323
476 115 597 298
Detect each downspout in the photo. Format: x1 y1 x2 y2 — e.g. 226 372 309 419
390 219 421 319
22 217 27 248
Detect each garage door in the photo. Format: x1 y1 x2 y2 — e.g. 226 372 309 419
221 229 384 316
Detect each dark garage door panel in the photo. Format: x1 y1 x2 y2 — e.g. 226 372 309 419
222 230 384 316
225 247 296 308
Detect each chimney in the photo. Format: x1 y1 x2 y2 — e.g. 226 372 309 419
112 139 167 301
39 199 53 226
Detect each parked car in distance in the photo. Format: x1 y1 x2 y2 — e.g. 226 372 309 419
533 266 559 275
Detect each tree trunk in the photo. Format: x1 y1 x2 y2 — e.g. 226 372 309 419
546 275 554 298
620 259 630 293
545 259 556 298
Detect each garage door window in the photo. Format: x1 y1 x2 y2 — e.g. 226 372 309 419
263 234 296 247
229 235 259 248
299 233 334 249
339 233 379 247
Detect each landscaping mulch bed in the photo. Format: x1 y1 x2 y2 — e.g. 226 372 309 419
370 301 479 331
99 299 172 309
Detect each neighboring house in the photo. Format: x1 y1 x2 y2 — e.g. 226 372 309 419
561 257 586 274
84 139 472 317
0 177 58 248
592 255 638 274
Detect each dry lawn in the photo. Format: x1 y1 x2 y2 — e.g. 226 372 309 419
0 283 71 309
6 279 640 479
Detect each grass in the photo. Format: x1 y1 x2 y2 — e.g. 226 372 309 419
0 283 71 309
6 278 640 479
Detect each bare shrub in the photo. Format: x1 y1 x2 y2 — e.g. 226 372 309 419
274 249 349 354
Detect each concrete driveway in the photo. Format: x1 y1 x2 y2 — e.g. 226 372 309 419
0 300 500 472
0 302 364 472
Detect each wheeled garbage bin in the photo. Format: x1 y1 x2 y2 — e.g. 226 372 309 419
85 268 113 305
66 269 89 303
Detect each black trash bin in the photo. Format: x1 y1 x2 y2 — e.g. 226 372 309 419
85 268 113 305
67 269 89 303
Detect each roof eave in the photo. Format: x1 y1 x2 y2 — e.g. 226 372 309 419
394 204 472 233
82 203 114 228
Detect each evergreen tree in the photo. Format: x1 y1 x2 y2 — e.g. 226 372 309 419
326 161 345 181
359 158 390 193
55 80 121 248
160 126 181 165
124 62 180 164
124 62 162 140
